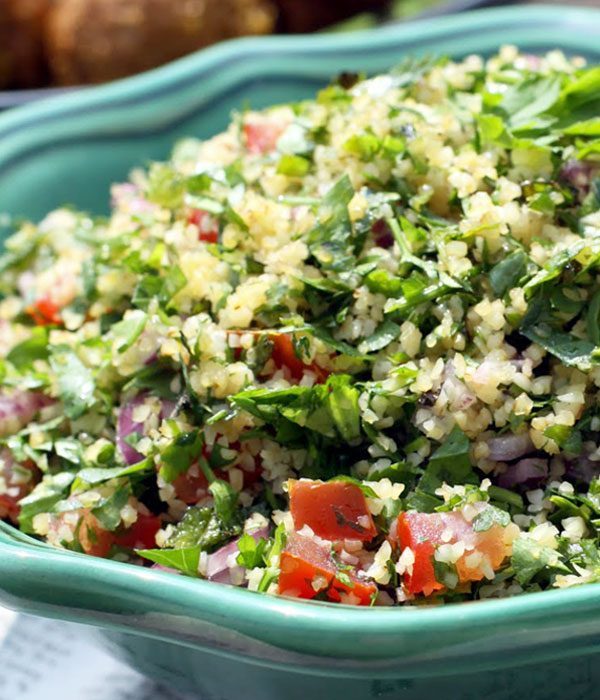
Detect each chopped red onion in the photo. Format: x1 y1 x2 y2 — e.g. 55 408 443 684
560 160 598 199
372 219 394 249
207 527 269 584
0 391 54 438
487 433 533 462
497 458 548 488
566 457 600 485
117 394 175 464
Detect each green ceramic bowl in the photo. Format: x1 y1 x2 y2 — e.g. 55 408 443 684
1 6 599 699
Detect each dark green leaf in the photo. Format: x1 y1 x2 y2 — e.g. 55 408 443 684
586 289 600 346
165 505 240 552
358 320 402 353
490 251 528 297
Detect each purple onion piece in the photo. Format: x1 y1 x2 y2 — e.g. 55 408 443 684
497 458 548 488
206 527 269 584
559 160 598 199
565 457 600 485
487 433 534 462
372 219 394 249
0 391 54 438
117 394 176 465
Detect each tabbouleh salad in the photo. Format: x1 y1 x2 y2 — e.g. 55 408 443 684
1 47 600 606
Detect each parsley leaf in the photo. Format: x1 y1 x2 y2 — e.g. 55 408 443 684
49 347 96 419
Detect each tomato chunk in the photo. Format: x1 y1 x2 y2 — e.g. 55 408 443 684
270 334 329 383
397 509 514 596
169 439 262 505
289 479 377 542
243 120 284 155
27 297 62 326
78 511 116 558
278 532 376 605
187 208 219 243
115 513 161 549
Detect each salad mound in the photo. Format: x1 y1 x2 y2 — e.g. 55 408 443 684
1 47 599 606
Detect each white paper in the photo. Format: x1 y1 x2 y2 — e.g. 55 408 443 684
0 608 191 700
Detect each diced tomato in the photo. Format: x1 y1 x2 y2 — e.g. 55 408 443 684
243 121 284 155
270 334 330 383
78 512 116 558
172 467 210 505
278 532 376 605
0 495 19 523
115 513 161 549
289 479 377 543
26 297 62 326
61 510 160 558
270 333 306 380
187 208 219 243
169 439 262 505
396 510 513 597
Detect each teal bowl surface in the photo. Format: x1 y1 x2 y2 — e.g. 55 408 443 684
0 6 599 699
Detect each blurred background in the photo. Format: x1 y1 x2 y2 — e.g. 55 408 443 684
0 0 597 102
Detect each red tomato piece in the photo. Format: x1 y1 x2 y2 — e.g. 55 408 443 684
243 121 284 155
270 333 306 380
188 209 219 243
278 532 376 605
0 495 19 523
396 510 513 597
289 479 377 542
27 297 62 326
172 468 209 505
270 334 330 383
78 511 116 558
169 439 261 505
396 512 444 597
115 513 161 550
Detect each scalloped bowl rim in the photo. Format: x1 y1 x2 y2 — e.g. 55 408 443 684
0 3 599 669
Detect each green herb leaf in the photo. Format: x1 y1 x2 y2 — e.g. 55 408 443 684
18 472 75 534
49 348 96 419
277 154 310 177
490 251 528 297
236 533 269 568
472 505 511 532
165 506 241 552
136 547 200 576
159 430 204 483
208 479 239 526
327 375 361 442
6 328 49 369
111 312 147 354
75 458 153 486
511 535 569 585
93 487 131 531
